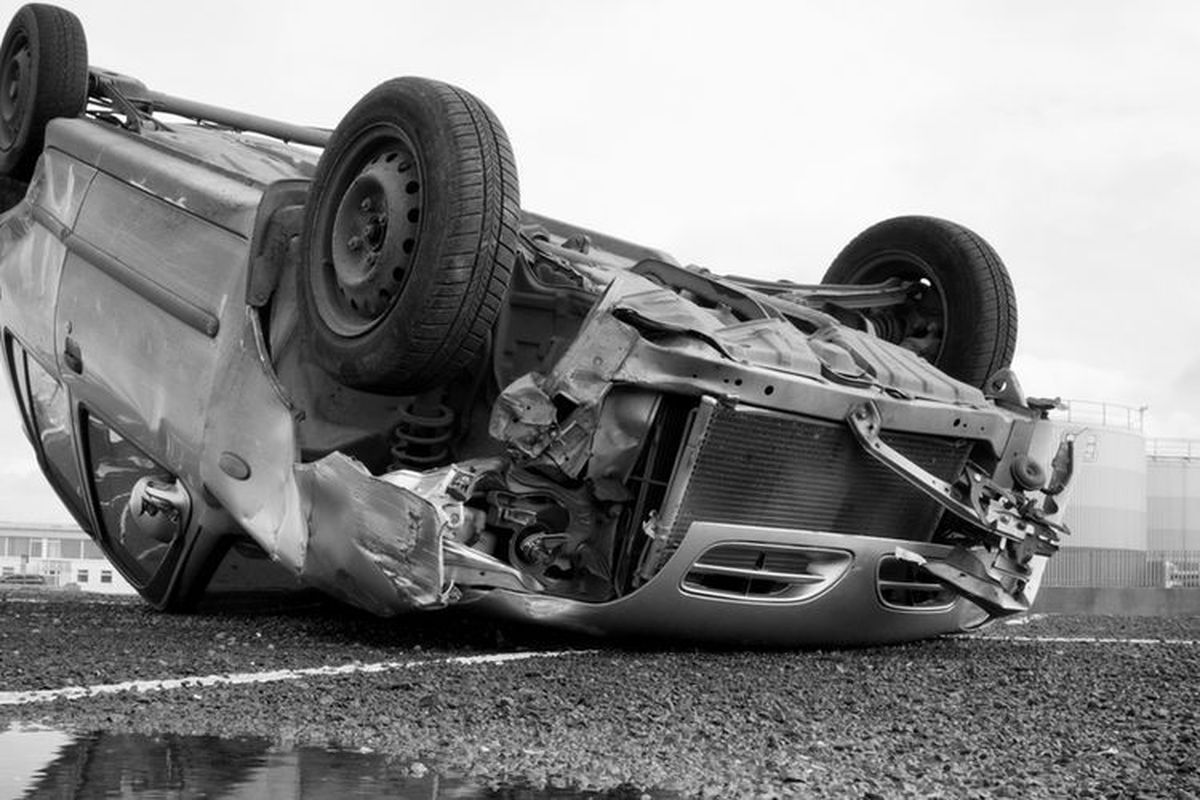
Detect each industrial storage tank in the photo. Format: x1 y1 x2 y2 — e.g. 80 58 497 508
1146 439 1200 551
1050 401 1148 551
1042 401 1148 588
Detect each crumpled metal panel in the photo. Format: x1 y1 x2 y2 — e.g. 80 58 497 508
710 318 825 375
201 312 443 615
590 275 985 405
294 452 444 615
811 326 985 404
489 269 993 484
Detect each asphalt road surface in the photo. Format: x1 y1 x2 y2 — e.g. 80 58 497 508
0 590 1197 798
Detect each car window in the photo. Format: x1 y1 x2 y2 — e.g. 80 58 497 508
84 414 182 585
4 335 31 428
18 344 87 516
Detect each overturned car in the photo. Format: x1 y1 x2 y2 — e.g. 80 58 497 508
0 5 1072 645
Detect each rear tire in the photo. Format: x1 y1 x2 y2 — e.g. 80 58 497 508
822 216 1017 389
298 77 519 395
0 4 88 181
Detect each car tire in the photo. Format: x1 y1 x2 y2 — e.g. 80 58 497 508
298 77 519 395
822 216 1017 389
0 4 88 181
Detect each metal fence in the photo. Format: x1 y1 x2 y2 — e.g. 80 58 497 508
1042 548 1200 588
1146 439 1200 460
1049 400 1146 433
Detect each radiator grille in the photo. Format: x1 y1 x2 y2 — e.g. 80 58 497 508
656 402 971 570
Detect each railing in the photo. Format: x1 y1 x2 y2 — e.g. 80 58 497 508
1049 400 1146 433
1042 548 1200 588
1146 439 1200 460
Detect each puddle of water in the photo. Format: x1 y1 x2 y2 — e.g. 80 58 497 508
0 724 669 799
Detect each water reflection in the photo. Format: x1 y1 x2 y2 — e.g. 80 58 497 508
1 725 665 799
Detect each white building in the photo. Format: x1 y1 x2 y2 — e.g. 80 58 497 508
0 521 135 594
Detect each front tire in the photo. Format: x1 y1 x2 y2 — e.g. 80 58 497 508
823 216 1017 389
298 77 519 395
0 4 88 181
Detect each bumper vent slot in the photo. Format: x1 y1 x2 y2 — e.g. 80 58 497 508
877 555 957 610
682 542 852 603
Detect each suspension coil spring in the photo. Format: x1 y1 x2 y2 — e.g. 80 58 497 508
868 309 904 343
389 400 454 470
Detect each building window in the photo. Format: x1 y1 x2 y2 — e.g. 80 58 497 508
83 540 102 560
100 570 112 584
1 567 12 576
77 570 89 583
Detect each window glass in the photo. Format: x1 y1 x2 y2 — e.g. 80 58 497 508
100 570 112 584
85 415 181 584
82 540 102 560
24 352 87 514
5 336 31 428
30 539 43 558
7 537 30 557
76 569 88 583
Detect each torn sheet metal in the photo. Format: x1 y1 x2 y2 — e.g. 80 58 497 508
895 545 1041 617
294 452 443 615
202 312 444 616
487 270 992 485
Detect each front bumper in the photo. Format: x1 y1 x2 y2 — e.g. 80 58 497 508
472 523 995 647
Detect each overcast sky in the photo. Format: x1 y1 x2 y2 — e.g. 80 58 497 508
2 0 1197 523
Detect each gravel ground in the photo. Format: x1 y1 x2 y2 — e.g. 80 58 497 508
1 591 1198 798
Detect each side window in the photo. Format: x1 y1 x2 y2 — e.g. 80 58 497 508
84 414 184 585
14 343 87 516
5 335 31 428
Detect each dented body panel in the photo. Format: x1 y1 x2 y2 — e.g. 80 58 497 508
0 95 1073 645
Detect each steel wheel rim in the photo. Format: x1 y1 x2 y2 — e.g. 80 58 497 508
311 123 423 337
0 32 31 151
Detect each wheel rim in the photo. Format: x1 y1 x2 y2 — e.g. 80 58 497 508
851 253 947 364
311 124 423 337
0 31 31 152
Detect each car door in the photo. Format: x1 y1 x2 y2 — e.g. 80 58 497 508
48 123 254 602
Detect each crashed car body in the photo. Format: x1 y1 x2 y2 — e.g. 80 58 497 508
0 5 1072 645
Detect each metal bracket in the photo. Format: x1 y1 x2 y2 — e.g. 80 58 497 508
846 401 1064 558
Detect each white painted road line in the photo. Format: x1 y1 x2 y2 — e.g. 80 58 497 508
0 650 594 707
978 635 1198 646
1003 613 1046 626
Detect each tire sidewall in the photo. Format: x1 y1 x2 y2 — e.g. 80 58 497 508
824 216 1015 388
0 6 42 171
0 4 88 180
